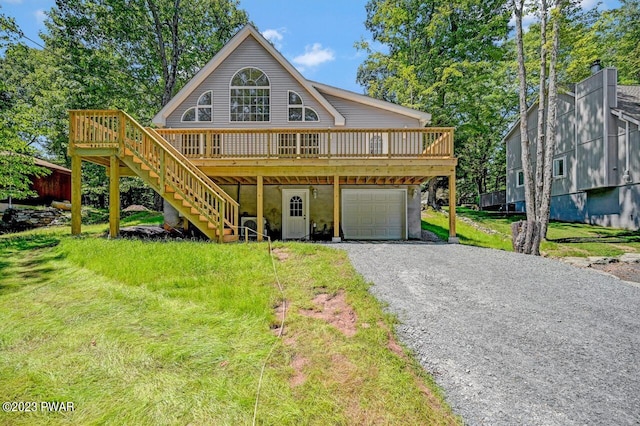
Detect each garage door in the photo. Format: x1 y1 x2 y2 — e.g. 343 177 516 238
342 189 406 240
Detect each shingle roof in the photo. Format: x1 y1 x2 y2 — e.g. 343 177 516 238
617 85 640 122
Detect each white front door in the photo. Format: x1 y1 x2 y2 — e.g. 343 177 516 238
282 189 309 240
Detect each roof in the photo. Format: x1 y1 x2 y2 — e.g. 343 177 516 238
34 158 71 174
152 24 431 128
615 85 640 123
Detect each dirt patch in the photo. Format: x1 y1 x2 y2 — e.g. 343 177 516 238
591 262 640 283
299 290 358 337
271 248 290 261
290 355 308 387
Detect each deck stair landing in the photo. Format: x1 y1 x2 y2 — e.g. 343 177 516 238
69 110 239 242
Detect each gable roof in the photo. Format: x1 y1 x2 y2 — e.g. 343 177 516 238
152 25 346 127
311 81 432 126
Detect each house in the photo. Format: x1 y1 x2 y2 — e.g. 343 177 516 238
68 25 458 242
0 157 71 206
31 158 72 204
505 64 640 230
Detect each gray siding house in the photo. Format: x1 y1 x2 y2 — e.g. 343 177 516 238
505 66 640 229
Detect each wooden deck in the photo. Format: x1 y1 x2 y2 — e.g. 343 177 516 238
68 110 458 242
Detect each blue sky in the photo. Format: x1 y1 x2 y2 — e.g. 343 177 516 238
0 0 622 94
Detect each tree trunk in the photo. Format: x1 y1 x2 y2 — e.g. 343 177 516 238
513 0 538 254
535 0 548 224
427 177 439 210
539 0 564 239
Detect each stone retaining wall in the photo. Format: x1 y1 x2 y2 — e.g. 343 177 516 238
1 208 67 232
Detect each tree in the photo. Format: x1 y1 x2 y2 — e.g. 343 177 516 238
0 10 50 203
357 0 514 204
44 0 248 115
512 0 566 255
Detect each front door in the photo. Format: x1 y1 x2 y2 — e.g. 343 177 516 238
282 189 309 240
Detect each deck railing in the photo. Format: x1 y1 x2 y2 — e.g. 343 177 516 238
69 110 239 239
152 127 454 159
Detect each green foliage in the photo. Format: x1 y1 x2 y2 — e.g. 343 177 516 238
357 0 514 202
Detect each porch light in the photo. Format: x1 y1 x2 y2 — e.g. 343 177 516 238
312 188 318 199
411 188 419 199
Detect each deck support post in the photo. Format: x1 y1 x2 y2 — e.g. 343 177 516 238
257 175 264 242
448 172 459 243
71 154 82 235
109 155 120 238
333 175 341 242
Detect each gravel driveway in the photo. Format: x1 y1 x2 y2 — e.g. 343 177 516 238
341 243 640 425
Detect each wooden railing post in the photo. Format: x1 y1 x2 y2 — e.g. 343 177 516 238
218 199 226 244
159 150 165 194
118 111 126 156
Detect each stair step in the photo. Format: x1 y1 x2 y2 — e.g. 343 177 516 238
173 193 183 200
164 186 175 193
223 234 239 243
182 200 191 208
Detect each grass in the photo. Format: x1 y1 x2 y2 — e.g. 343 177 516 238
0 220 459 425
422 207 640 258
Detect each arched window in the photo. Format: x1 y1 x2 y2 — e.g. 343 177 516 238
287 90 319 122
230 68 270 122
289 196 303 217
181 91 213 122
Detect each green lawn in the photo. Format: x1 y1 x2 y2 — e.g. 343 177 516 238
0 220 459 425
423 207 640 257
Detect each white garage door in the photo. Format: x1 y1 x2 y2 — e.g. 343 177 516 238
342 189 406 240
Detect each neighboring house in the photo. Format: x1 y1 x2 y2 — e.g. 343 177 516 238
0 157 71 205
31 158 72 204
505 65 640 230
68 25 458 242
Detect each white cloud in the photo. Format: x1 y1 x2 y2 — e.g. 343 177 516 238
262 28 285 49
34 9 46 26
0 0 24 4
292 43 335 71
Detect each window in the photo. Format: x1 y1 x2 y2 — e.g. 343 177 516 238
278 133 320 156
289 196 303 217
181 91 213 122
300 133 319 155
287 90 319 122
278 134 297 156
553 157 566 178
230 68 270 122
516 170 525 187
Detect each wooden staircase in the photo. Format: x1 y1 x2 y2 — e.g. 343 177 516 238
69 110 239 242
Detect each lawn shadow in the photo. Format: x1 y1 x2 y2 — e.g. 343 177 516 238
0 234 64 294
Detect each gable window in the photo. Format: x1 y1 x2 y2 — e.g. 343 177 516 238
230 67 270 122
516 170 525 187
288 90 319 122
181 91 213 122
553 157 566 178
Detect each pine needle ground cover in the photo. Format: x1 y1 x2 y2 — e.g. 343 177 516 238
0 225 459 425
